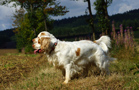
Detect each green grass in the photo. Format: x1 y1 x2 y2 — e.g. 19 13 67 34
134 30 139 38
0 49 139 90
8 55 139 90
6 53 38 57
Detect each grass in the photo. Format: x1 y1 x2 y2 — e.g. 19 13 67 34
0 49 18 56
0 48 139 90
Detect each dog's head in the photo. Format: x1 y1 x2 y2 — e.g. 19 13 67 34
32 36 51 54
32 31 58 54
32 31 53 54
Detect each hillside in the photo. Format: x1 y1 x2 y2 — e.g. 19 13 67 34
51 9 139 37
0 9 139 48
53 9 139 28
0 28 16 48
110 9 139 22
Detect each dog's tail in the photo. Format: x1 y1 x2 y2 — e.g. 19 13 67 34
94 36 111 53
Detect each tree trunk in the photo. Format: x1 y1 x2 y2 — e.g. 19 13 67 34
30 3 36 36
44 20 48 31
87 0 95 40
42 5 48 31
104 0 111 36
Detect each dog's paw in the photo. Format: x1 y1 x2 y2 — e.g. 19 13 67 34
63 80 68 85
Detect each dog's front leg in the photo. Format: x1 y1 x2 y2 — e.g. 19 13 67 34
63 64 71 84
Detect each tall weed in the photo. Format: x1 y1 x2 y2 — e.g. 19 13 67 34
111 21 136 58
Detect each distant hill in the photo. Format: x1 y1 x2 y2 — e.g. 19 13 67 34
51 9 139 37
53 9 139 28
110 9 139 22
1 9 139 48
0 28 16 49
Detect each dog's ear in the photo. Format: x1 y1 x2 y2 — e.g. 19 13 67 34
40 37 50 50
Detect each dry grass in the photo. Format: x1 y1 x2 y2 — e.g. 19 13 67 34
0 49 18 56
0 49 139 90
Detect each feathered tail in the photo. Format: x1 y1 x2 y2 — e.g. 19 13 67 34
94 36 111 53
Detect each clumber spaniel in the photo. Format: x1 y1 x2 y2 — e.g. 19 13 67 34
32 31 116 84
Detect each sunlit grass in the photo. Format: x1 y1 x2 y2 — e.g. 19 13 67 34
6 53 38 57
0 46 139 90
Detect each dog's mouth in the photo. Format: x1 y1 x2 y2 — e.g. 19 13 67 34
34 49 44 54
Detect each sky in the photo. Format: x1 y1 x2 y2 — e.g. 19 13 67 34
0 0 139 31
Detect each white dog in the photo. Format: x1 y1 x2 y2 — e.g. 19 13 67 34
32 31 116 84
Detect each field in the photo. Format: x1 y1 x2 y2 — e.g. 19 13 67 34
0 49 139 90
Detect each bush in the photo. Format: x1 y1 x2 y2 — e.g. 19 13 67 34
24 44 34 53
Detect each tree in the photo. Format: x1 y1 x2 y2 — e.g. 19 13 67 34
1 0 68 34
72 0 95 40
1 0 68 52
94 0 112 36
13 9 34 52
12 8 25 28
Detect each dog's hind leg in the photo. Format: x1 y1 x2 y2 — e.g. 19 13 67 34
103 61 110 75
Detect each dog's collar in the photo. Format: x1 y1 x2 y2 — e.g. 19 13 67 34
49 42 58 54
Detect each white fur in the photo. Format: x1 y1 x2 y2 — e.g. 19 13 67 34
94 36 111 53
32 31 116 84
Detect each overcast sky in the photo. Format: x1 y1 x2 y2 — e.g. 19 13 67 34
0 0 139 31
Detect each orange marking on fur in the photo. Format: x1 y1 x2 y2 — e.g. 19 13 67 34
40 37 50 51
93 41 97 43
76 48 80 56
41 33 46 36
38 38 41 44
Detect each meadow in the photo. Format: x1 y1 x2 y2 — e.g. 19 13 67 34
0 24 139 90
0 44 139 90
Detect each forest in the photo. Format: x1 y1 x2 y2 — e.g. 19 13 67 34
51 9 139 38
0 8 139 48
